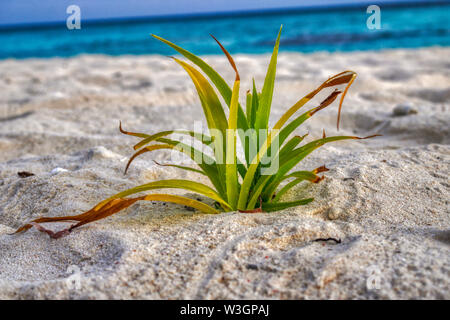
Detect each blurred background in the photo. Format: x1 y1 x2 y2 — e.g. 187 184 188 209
0 0 449 59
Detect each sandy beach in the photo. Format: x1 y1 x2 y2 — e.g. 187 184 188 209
0 47 449 299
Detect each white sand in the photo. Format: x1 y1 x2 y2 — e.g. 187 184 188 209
0 47 449 299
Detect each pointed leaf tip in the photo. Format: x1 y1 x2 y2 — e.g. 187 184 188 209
355 134 382 140
312 175 325 183
313 165 329 174
210 34 240 81
118 122 150 139
336 72 357 130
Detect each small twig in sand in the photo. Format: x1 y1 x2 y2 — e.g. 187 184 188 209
17 171 34 178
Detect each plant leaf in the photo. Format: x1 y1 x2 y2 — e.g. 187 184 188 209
94 179 231 211
153 160 206 176
265 135 379 197
157 137 225 195
245 90 252 125
255 25 282 132
262 198 314 212
272 167 328 202
123 138 225 198
279 134 308 158
246 174 272 209
238 71 355 210
211 34 241 210
171 57 228 136
119 121 150 139
132 130 213 151
278 89 341 146
151 34 249 132
245 135 313 208
237 129 276 210
250 78 259 128
273 71 356 131
14 194 219 238
124 143 176 174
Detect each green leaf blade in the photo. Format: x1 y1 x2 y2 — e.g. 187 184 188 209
262 198 314 212
225 79 240 209
151 34 250 132
97 179 231 212
255 26 282 132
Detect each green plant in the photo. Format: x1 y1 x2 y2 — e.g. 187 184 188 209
15 26 377 238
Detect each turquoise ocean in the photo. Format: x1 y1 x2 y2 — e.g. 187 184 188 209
0 2 449 59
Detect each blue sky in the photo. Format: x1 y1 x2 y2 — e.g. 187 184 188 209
0 0 439 25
